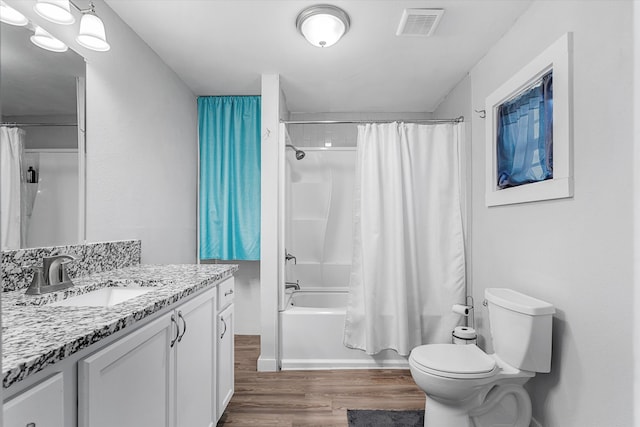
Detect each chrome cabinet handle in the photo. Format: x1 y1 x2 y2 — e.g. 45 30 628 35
220 317 227 339
170 314 179 348
177 311 187 342
224 289 234 297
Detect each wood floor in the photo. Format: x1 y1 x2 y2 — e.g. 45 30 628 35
217 335 425 426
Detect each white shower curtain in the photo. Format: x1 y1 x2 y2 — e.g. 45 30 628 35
343 122 466 356
0 126 26 250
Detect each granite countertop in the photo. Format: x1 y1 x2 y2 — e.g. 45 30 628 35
2 263 238 389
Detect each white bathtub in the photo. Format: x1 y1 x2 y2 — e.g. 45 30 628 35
279 290 408 370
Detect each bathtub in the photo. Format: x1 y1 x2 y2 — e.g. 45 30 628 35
279 289 408 370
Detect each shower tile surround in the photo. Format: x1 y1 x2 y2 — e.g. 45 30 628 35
1 240 238 389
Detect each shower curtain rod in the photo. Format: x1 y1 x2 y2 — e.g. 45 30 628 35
0 123 77 127
281 116 464 125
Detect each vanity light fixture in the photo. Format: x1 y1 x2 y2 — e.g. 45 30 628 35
0 1 29 26
75 2 110 51
26 0 110 52
296 4 350 48
30 25 68 52
34 0 75 25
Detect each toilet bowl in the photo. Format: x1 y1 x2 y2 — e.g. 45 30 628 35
409 288 555 427
409 344 534 426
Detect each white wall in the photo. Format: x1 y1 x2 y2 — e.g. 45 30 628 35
83 1 197 263
634 3 640 427
432 75 473 299
6 0 199 264
434 2 634 426
258 74 284 370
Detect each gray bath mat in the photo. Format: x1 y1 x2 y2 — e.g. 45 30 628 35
347 409 424 426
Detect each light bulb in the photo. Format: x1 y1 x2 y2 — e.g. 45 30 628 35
76 12 110 51
0 1 29 26
300 14 346 48
33 0 75 25
30 26 68 52
296 5 350 48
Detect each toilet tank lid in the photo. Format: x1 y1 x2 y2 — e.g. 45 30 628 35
485 288 555 315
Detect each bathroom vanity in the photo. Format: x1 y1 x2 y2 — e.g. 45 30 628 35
1 256 237 427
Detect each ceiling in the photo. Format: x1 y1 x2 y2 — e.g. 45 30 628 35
107 0 532 113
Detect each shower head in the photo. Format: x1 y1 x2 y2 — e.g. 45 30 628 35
286 144 306 160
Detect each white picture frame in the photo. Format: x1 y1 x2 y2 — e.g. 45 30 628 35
485 33 573 207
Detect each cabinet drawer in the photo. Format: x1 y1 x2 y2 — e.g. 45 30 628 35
4 373 65 427
217 277 235 310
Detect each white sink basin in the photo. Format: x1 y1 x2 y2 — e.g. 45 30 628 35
49 287 152 307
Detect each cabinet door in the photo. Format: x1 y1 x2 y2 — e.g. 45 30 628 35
78 313 174 427
4 373 65 427
175 287 217 427
217 303 234 419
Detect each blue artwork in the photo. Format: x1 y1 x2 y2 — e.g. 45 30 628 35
496 72 553 189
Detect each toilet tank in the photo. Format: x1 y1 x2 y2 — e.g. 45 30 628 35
485 288 555 373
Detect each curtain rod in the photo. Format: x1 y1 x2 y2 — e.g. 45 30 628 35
1 123 77 127
281 116 464 125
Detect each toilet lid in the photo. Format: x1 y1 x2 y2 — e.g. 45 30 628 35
410 344 497 379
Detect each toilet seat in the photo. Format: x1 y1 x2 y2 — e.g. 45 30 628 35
410 344 498 379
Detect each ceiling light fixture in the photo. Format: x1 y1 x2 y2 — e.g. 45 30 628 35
30 25 68 52
0 1 29 26
34 0 75 25
296 4 350 48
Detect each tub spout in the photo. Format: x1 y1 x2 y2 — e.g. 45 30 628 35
285 281 300 291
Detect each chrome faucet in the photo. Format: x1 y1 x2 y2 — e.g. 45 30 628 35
25 254 78 295
285 280 300 291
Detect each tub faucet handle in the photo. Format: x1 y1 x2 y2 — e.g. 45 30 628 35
285 251 297 264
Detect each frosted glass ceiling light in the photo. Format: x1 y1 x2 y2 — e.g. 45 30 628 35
0 1 29 26
76 8 110 51
34 0 75 25
30 25 68 52
296 4 350 48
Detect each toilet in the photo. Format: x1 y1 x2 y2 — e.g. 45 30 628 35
409 288 555 427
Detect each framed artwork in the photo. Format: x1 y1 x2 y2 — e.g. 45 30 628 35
485 33 573 206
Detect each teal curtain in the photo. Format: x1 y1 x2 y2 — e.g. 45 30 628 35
199 96 261 260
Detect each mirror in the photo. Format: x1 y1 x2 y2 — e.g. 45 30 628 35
0 22 86 250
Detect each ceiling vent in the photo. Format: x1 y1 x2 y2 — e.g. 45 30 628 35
396 9 444 37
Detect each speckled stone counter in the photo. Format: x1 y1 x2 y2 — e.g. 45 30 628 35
2 240 141 292
2 263 238 389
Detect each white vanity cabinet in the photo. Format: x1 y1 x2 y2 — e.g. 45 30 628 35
4 373 65 427
174 286 217 427
216 277 235 419
78 310 174 427
78 286 218 427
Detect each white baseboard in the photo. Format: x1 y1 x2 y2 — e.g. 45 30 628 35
257 356 278 372
280 358 409 370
